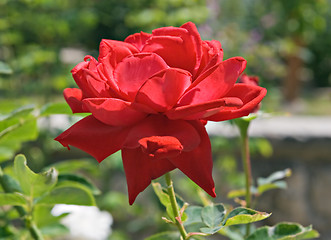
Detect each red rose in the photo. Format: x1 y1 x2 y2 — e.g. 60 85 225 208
55 22 266 204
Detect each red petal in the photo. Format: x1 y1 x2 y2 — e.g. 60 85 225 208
122 148 175 204
178 57 247 106
169 120 216 198
135 68 192 112
123 115 200 152
63 88 88 113
206 84 267 121
124 31 152 51
142 24 201 74
114 53 169 100
98 39 138 63
83 98 147 126
55 115 131 162
166 97 243 120
71 60 97 98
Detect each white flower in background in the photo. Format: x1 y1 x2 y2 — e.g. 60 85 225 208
52 204 113 240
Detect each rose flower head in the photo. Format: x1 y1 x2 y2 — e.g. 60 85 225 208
55 22 267 204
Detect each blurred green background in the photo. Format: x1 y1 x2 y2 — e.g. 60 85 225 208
1 0 331 239
1 0 331 112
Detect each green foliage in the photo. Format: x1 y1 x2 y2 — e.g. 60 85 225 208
0 154 97 239
246 222 319 240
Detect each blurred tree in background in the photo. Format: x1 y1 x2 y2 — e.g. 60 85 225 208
0 0 208 97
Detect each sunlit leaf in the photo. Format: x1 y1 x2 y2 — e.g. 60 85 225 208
257 181 287 195
152 182 174 221
36 181 95 206
223 207 271 227
39 102 72 117
0 193 26 206
257 169 292 186
14 154 58 198
58 173 101 195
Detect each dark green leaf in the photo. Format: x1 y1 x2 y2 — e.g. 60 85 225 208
145 231 180 240
58 173 101 195
36 181 95 206
0 173 22 193
0 193 26 206
246 222 319 240
224 207 271 227
201 204 225 229
14 154 58 197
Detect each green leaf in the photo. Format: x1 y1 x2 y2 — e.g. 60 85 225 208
145 231 180 240
36 181 95 206
201 204 226 229
200 226 223 234
0 61 13 74
184 205 203 226
0 193 26 206
223 207 271 227
0 173 22 193
246 222 319 240
58 173 101 195
257 169 292 186
14 154 58 198
152 182 174 221
39 102 72 117
257 181 287 195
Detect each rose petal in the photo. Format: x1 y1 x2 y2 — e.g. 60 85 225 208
63 88 88 113
122 148 175 204
55 115 131 162
206 84 267 121
135 68 192 112
142 25 200 74
166 97 243 120
83 98 147 126
178 57 247 106
98 39 138 63
124 31 152 51
114 53 169 100
123 115 200 152
169 120 216 198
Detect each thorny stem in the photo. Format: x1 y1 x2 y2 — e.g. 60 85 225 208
0 166 44 240
165 172 188 240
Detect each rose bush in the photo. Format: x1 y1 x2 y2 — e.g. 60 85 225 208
55 22 267 204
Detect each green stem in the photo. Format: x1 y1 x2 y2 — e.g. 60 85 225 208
165 172 188 240
236 119 252 237
0 166 44 240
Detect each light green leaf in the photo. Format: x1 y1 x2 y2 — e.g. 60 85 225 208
145 231 180 240
223 207 271 227
0 193 26 206
14 154 58 198
152 182 174 221
184 205 203 226
246 222 319 240
58 173 101 195
201 204 226 229
257 181 287 195
227 189 246 199
39 102 72 117
0 61 13 74
257 169 292 186
200 226 222 234
36 181 95 206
